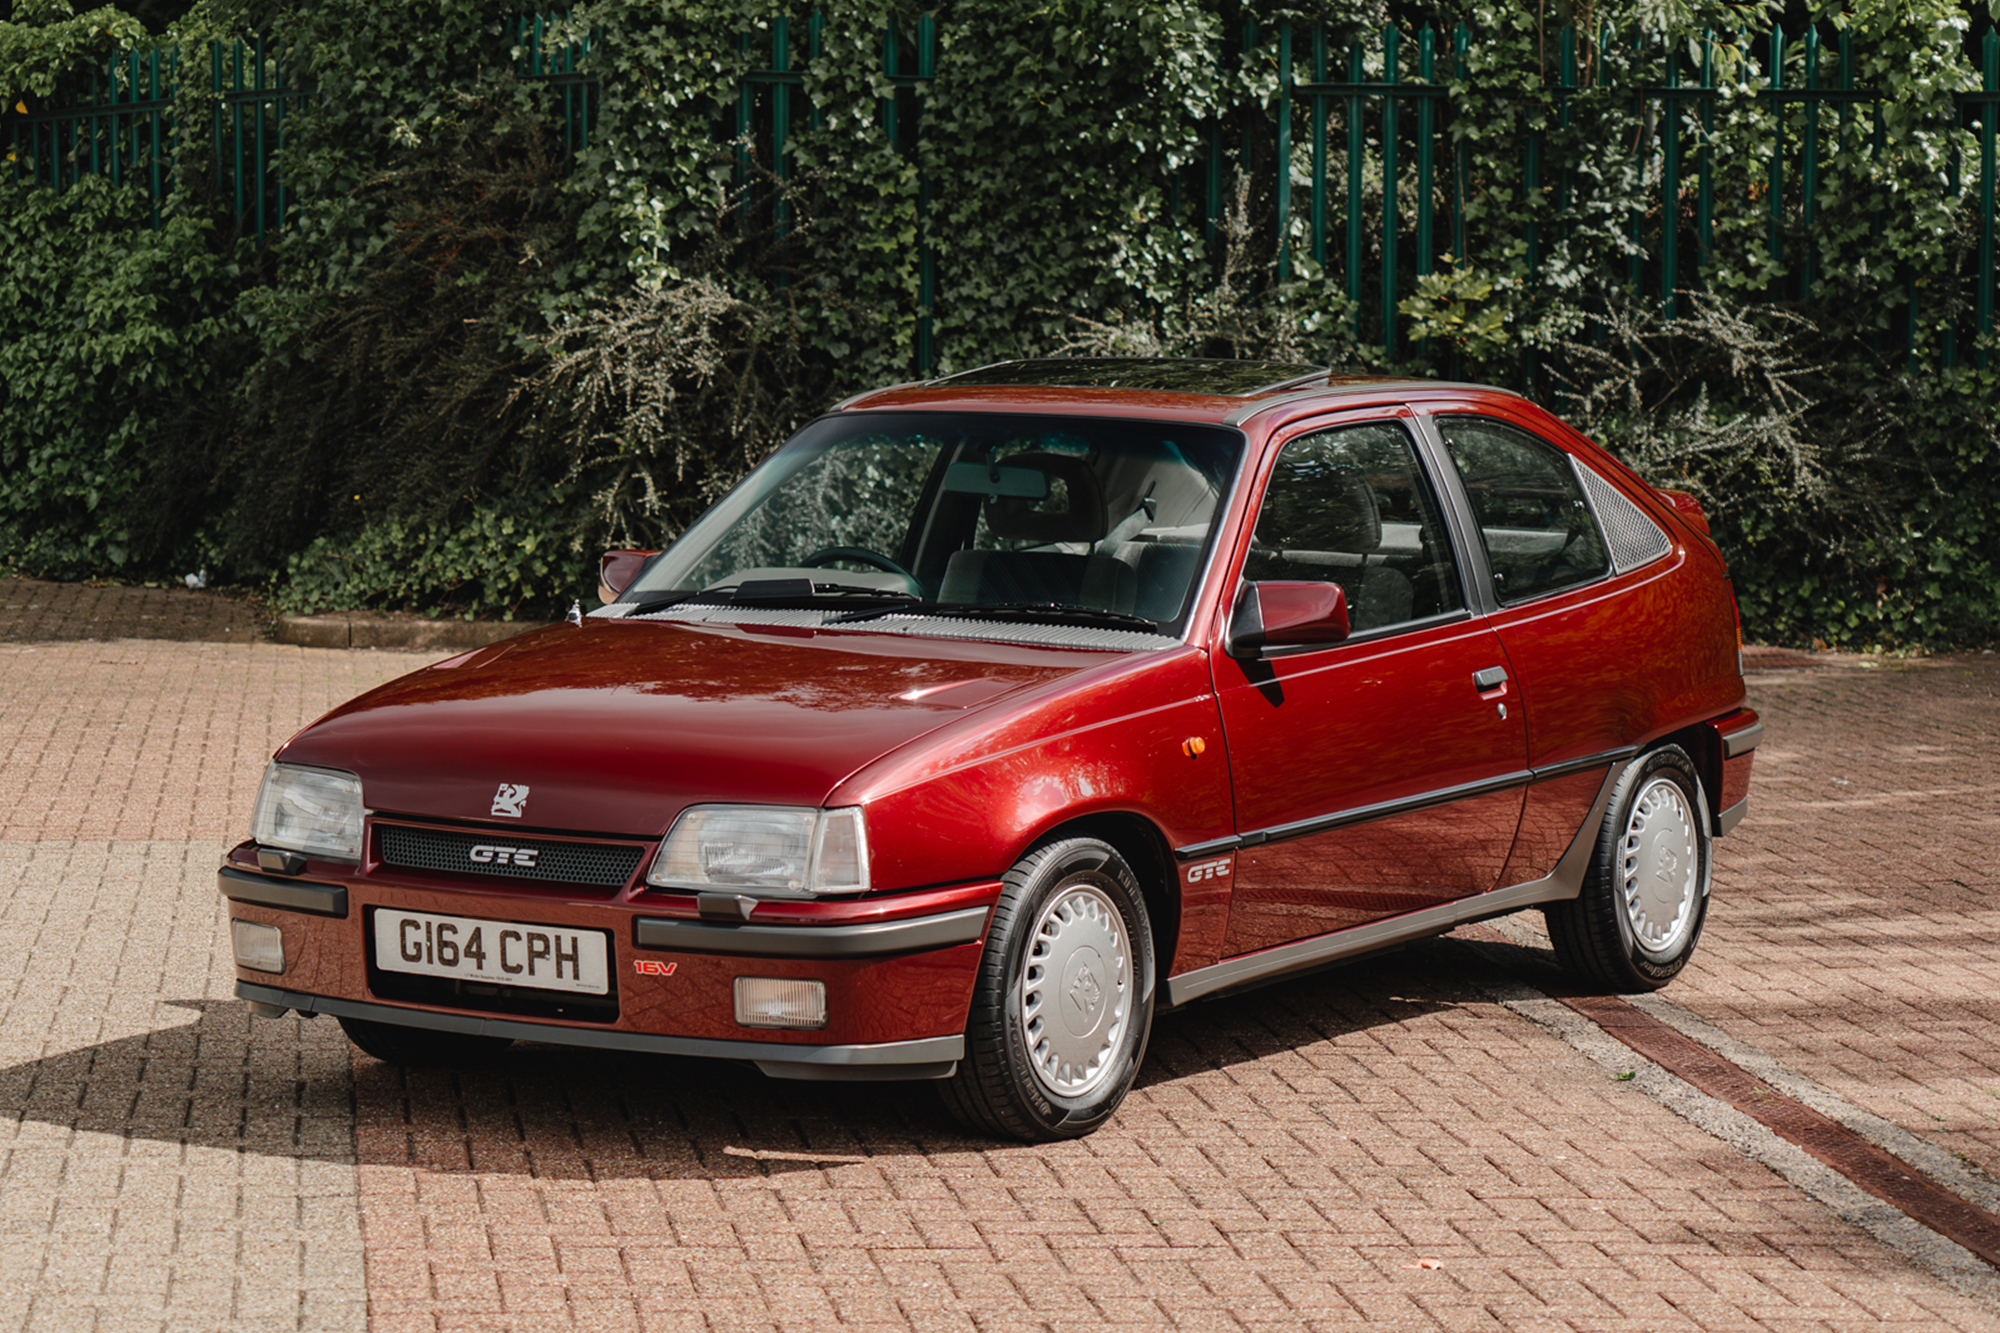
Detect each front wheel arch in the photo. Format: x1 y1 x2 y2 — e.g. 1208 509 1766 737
941 835 1157 1141
1028 812 1179 979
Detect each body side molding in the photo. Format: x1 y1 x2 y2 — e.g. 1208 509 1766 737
1172 745 1635 862
1162 762 1620 1007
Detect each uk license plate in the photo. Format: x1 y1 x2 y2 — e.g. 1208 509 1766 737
372 909 610 995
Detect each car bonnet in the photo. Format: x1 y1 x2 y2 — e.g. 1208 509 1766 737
274 619 1116 837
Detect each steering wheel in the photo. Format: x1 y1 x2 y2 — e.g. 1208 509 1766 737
800 546 917 582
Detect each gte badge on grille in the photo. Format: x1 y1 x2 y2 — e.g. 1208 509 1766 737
490 783 530 817
469 844 539 868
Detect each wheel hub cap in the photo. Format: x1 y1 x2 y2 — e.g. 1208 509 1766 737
1620 776 1701 957
1019 884 1131 1098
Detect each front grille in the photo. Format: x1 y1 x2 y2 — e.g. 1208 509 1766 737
378 825 645 888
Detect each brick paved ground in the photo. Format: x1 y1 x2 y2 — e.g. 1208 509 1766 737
0 577 270 646
1679 655 2000 1181
1 584 1997 1330
0 629 409 1332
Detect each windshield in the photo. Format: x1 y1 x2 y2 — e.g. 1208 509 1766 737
625 412 1246 637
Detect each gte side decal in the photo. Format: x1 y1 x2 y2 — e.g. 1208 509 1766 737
1185 855 1233 884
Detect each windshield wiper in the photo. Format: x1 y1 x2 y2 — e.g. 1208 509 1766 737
624 583 918 616
828 601 1160 633
621 591 700 617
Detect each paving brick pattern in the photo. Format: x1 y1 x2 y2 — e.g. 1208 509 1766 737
0 840 365 1331
0 636 408 1332
0 639 409 841
1 611 1997 1330
1675 655 2000 1186
353 953 2000 1331
0 578 269 646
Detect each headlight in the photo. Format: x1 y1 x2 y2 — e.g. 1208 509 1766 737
251 762 365 861
648 805 870 896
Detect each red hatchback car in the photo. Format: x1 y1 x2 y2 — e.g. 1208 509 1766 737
223 359 1760 1140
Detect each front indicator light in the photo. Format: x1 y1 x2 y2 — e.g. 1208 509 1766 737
232 920 285 974
734 977 827 1030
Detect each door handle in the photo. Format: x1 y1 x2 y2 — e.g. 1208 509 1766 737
1472 666 1508 692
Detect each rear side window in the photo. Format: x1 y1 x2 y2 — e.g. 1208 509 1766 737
1436 416 1610 604
1245 420 1466 634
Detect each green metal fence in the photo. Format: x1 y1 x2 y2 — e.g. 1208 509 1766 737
1241 22 2000 371
7 49 176 228
7 17 1997 374
6 37 304 242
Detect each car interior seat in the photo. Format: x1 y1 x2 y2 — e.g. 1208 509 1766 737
1245 470 1414 632
939 452 1139 613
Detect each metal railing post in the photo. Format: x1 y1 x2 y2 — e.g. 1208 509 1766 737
1381 26 1399 358
1276 24 1292 282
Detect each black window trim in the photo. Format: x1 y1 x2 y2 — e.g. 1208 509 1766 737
1403 408 1499 617
1233 408 1483 650
1411 409 1618 613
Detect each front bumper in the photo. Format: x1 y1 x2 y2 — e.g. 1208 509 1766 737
220 846 998 1081
233 981 964 1080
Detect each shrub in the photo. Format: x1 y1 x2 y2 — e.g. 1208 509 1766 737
0 175 235 576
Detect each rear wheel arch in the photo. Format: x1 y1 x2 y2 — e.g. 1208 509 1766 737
1654 722 1722 826
1545 742 1711 991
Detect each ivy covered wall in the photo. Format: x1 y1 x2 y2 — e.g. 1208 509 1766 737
0 0 1994 648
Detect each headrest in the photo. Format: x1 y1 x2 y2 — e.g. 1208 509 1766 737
1257 466 1381 553
1324 471 1382 552
982 451 1107 544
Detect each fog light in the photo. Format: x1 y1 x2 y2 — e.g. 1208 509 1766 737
231 920 285 974
734 977 826 1030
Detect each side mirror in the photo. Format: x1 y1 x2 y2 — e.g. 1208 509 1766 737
598 549 660 605
1226 581 1350 658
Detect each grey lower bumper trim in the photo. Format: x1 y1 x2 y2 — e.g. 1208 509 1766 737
1716 795 1750 836
1723 719 1765 758
237 982 962 1080
633 905 989 958
219 867 348 918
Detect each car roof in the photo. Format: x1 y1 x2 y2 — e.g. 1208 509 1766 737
933 358 1329 395
832 359 1499 424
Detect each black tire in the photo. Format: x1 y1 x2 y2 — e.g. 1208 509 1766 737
338 1015 513 1068
940 838 1155 1141
1544 744 1712 992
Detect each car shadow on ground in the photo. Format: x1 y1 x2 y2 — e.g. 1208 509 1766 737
0 939 1497 1180
0 997 359 1164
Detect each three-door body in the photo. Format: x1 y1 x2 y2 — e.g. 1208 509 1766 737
222 376 1755 1076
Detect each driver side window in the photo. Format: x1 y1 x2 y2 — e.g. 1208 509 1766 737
1245 421 1466 635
